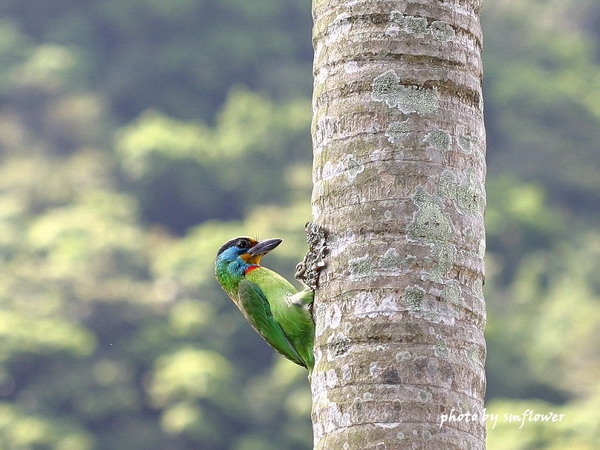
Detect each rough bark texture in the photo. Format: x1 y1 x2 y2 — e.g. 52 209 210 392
309 0 487 449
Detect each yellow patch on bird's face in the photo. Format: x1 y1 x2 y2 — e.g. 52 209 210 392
240 252 262 265
239 237 260 264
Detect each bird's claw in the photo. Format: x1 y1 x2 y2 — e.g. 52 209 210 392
295 261 306 279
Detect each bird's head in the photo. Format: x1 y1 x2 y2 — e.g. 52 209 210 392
215 236 282 276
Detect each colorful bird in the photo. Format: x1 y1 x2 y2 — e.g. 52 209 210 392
215 236 315 371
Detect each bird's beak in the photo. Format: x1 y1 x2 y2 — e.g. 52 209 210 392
248 238 283 257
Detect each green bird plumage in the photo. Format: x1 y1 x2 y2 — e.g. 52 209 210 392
215 236 315 371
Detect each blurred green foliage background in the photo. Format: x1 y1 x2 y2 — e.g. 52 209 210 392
0 0 598 448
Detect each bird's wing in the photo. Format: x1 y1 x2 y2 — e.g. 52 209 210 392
237 279 306 368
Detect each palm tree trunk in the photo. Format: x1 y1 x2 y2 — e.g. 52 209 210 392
310 0 487 448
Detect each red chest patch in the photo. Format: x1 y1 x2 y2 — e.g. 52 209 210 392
244 265 260 275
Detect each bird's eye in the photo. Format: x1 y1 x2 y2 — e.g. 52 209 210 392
238 239 250 249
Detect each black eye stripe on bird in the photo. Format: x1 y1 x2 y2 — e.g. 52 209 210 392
216 236 255 256
215 236 315 373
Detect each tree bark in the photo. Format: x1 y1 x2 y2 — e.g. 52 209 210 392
310 0 487 448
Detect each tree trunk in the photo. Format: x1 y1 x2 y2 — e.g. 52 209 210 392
309 0 487 448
